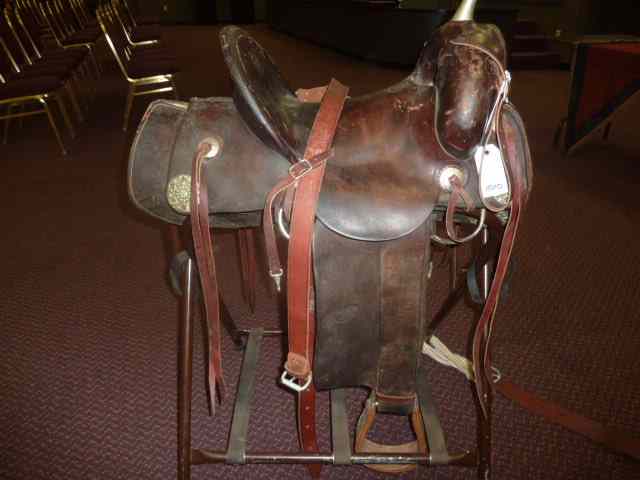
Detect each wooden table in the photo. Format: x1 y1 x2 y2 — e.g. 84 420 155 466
558 36 640 153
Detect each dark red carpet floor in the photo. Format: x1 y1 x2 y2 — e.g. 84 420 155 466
1 25 639 479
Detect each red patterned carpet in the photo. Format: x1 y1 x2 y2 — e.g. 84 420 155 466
1 25 639 480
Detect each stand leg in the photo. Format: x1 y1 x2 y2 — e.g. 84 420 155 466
478 225 492 479
220 299 245 350
237 228 257 313
178 258 194 480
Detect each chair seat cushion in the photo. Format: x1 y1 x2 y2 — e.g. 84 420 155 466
36 54 85 70
130 45 174 60
127 58 179 79
63 29 101 45
0 76 63 99
16 64 73 80
42 48 87 63
131 25 161 42
136 16 161 26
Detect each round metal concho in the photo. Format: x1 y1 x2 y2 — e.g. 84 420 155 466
203 136 222 158
167 174 192 214
438 165 467 192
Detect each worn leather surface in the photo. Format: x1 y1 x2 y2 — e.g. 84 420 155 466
129 22 526 240
128 99 187 225
313 219 430 396
127 20 533 398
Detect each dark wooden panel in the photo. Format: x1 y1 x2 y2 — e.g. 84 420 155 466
267 1 518 66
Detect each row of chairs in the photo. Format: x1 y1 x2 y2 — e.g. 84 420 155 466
1 0 179 154
96 0 179 131
1 0 101 155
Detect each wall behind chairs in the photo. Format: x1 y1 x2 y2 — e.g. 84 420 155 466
135 0 267 24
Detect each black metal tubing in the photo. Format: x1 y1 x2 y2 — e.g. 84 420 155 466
180 325 479 476
226 329 263 464
192 449 477 467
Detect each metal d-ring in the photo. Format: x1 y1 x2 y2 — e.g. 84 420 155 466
277 207 291 240
431 208 487 245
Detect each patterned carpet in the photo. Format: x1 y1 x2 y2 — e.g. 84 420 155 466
1 25 639 480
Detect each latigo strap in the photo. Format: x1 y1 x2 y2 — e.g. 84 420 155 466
262 79 349 478
286 80 349 384
190 141 226 413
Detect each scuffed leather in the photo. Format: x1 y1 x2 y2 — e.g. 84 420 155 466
128 22 531 238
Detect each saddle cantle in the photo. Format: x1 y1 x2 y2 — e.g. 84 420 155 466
127 1 535 476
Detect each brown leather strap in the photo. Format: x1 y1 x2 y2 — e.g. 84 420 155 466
471 110 523 419
262 80 348 478
445 174 474 242
190 142 225 414
237 228 257 313
286 79 348 380
262 149 333 292
496 379 640 461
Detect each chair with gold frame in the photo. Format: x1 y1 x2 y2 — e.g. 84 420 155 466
118 0 160 28
38 0 102 77
106 0 160 47
96 5 178 131
1 37 75 155
11 2 97 106
2 5 87 123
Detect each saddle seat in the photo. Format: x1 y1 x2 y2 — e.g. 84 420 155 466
221 26 454 241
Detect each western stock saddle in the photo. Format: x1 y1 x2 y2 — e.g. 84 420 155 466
126 1 640 478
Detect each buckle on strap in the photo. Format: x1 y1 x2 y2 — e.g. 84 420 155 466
269 268 283 292
280 370 312 393
288 159 313 180
288 150 335 180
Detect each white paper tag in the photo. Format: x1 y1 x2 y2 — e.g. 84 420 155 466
474 144 509 197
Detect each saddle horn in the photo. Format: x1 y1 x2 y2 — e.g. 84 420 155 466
452 0 477 21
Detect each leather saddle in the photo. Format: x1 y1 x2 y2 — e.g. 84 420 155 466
128 18 533 477
130 24 530 236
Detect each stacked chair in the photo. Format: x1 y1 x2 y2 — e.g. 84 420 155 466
1 2 97 155
96 1 179 131
1 0 178 152
118 0 160 28
109 0 160 46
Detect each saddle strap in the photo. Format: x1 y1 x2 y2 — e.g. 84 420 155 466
286 79 348 380
472 103 525 420
190 141 226 413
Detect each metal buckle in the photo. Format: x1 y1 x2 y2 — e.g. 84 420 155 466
280 370 312 393
491 366 502 384
288 159 313 180
269 268 283 292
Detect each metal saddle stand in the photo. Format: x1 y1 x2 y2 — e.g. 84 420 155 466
170 209 493 479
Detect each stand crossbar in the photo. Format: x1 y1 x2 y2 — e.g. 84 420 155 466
176 255 479 479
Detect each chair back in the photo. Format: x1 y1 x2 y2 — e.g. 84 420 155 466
96 4 130 80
